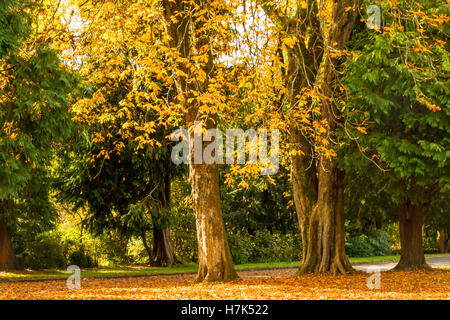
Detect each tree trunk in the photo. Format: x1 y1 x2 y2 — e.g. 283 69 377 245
375 216 384 231
281 3 322 264
152 227 177 267
299 164 352 275
162 0 237 282
438 230 449 253
190 161 237 282
291 126 317 262
298 0 360 275
151 153 178 267
0 219 16 270
141 229 153 263
394 200 429 270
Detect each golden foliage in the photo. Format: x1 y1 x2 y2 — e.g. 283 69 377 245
1 269 449 300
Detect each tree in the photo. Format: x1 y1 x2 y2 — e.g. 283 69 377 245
258 0 323 267
54 0 185 267
160 0 239 282
0 0 75 269
259 0 361 274
344 0 449 269
297 0 361 275
60 0 238 278
55 122 180 266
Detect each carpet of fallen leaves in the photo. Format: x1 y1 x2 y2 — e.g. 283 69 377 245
0 268 448 300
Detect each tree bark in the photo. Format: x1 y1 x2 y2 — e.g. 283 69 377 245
151 154 178 267
291 126 317 262
438 230 449 253
0 219 16 270
162 0 237 282
394 200 429 270
299 0 361 275
190 161 237 282
299 164 352 274
271 1 322 264
152 227 177 267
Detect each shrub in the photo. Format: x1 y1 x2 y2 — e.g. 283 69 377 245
345 229 391 257
16 231 67 270
172 209 198 263
227 230 301 264
423 226 439 254
68 249 95 268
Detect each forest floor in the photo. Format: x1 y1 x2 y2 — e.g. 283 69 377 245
0 255 449 300
0 268 448 300
1 253 449 282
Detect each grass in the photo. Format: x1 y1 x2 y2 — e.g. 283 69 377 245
1 253 448 282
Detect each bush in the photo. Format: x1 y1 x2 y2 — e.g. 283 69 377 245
345 229 391 257
423 226 439 254
172 209 198 263
68 249 95 268
16 231 67 270
227 230 301 264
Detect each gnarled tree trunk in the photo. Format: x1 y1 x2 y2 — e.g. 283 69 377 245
299 164 352 274
0 219 16 270
279 2 322 264
298 0 360 275
394 200 428 270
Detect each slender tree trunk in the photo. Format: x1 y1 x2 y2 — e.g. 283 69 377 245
282 5 322 264
141 229 153 263
394 200 429 270
438 230 449 253
291 126 317 262
0 219 16 270
151 154 178 267
375 216 384 231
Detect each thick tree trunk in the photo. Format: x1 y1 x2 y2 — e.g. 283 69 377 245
162 0 237 282
0 220 16 270
299 163 352 275
394 201 429 270
190 161 237 282
298 0 360 275
438 230 449 253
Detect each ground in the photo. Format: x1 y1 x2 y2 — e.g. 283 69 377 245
0 256 449 300
0 269 448 300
